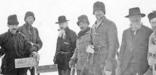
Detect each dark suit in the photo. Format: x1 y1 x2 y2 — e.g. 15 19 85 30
119 25 152 75
54 27 77 75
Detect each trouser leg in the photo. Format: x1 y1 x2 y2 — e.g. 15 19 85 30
18 68 28 75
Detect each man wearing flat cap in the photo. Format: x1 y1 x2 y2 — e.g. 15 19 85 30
91 1 119 75
0 14 36 75
69 15 94 75
147 11 156 75
18 11 43 75
118 7 153 75
53 16 77 75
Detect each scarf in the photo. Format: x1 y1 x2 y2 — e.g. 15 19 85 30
78 27 90 39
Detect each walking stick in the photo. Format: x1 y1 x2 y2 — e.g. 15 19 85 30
34 57 39 75
70 66 75 75
32 52 39 75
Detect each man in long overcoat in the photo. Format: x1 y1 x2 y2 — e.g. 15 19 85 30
18 11 43 75
91 1 119 75
118 7 153 75
69 15 93 75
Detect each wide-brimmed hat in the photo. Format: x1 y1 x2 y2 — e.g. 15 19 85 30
77 15 90 25
7 14 19 25
125 7 145 18
93 1 105 15
148 11 156 21
56 16 69 24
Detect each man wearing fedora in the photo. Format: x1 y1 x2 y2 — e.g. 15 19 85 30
0 14 36 75
91 1 119 75
118 7 153 75
18 11 43 75
53 16 77 75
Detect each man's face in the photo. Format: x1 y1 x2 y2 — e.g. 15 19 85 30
8 25 18 34
129 15 141 25
94 10 105 20
150 18 156 31
59 22 68 29
25 16 35 25
78 22 89 31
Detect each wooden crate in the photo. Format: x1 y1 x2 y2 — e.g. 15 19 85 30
37 64 58 73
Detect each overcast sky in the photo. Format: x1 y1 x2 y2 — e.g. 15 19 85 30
0 0 156 75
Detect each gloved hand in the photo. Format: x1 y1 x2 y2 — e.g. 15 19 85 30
30 52 40 62
69 59 76 68
86 45 94 54
31 46 38 52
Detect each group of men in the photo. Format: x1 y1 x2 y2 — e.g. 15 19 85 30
54 1 156 75
0 1 156 75
0 11 42 75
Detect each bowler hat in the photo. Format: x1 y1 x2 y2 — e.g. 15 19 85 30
148 11 156 21
125 7 145 17
77 15 90 25
7 14 19 25
56 16 69 24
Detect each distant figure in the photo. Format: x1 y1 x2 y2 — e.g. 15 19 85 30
54 16 77 75
69 15 93 75
147 11 156 75
118 7 153 75
91 1 119 75
0 14 37 75
18 11 43 75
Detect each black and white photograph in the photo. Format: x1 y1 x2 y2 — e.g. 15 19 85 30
0 0 156 75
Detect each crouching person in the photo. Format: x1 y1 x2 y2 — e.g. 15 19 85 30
0 14 38 75
69 15 94 75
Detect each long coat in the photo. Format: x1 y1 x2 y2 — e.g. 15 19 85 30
91 17 119 75
54 27 77 70
0 31 33 74
18 24 43 51
71 28 92 71
119 25 152 74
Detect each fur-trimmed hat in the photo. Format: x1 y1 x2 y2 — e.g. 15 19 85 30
77 15 90 25
93 1 105 15
7 14 19 25
24 11 35 21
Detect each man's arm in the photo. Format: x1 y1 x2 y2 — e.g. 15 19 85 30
34 28 43 51
70 31 77 53
107 23 119 60
0 33 6 57
53 38 61 63
105 23 119 71
118 31 127 62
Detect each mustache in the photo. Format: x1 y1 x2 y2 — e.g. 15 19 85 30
12 28 17 30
